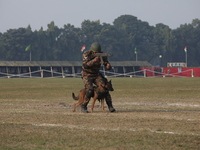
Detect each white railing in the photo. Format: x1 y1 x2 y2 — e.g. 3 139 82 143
0 69 194 78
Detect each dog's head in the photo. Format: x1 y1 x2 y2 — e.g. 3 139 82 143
105 80 114 92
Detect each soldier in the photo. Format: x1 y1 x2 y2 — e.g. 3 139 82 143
81 42 116 113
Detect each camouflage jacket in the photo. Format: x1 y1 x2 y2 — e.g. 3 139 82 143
81 50 111 77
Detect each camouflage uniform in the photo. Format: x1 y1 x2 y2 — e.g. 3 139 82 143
81 42 116 113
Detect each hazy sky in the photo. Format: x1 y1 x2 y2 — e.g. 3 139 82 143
1 0 200 33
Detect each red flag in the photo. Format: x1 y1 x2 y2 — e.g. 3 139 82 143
184 46 187 53
80 45 86 52
25 45 31 51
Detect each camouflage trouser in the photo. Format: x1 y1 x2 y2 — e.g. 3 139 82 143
82 74 105 90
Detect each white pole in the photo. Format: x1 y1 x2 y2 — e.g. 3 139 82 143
191 69 194 77
144 69 146 77
136 53 138 61
29 66 32 78
30 50 31 61
186 51 187 67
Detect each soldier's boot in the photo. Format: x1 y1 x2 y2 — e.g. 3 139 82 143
81 101 89 113
105 93 116 112
81 89 94 113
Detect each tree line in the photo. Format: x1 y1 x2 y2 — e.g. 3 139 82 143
0 15 200 67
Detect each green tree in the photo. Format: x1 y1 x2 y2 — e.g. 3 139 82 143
152 23 175 66
0 26 33 61
173 19 200 67
0 15 200 67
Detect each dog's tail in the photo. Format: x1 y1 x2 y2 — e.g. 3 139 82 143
72 92 79 100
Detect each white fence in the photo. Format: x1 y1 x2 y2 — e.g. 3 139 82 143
0 68 193 78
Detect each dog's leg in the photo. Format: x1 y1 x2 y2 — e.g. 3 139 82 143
73 102 80 112
72 89 87 112
91 94 98 113
101 99 106 112
91 98 96 113
73 101 84 112
73 103 77 112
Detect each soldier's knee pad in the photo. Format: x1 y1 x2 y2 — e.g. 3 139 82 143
86 89 94 98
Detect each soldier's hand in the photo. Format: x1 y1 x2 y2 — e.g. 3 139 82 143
93 57 100 62
105 63 111 70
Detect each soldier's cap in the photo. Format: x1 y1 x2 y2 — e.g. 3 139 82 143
90 42 101 53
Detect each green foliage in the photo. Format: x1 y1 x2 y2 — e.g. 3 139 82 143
0 15 200 66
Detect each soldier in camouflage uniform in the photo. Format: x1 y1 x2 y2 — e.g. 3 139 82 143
81 42 116 113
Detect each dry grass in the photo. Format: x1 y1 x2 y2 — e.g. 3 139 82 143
0 77 200 150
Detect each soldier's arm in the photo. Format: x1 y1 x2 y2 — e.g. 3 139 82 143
82 52 99 68
92 53 113 66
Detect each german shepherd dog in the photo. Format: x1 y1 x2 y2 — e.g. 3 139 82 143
72 80 114 112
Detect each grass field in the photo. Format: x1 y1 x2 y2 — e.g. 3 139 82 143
0 77 200 150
